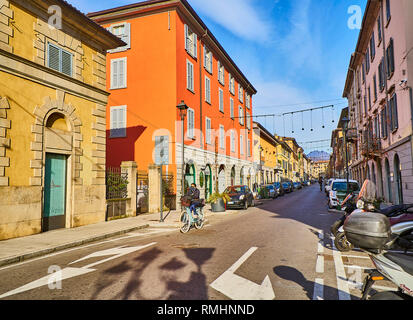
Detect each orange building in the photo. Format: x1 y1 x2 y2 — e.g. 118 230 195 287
88 0 257 201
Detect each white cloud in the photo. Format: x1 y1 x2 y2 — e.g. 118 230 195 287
253 80 313 111
188 0 274 43
279 0 323 73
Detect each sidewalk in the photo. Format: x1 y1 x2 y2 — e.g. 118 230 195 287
0 207 245 268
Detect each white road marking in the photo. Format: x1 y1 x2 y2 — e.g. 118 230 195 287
0 267 95 299
340 255 370 259
210 247 275 300
0 242 157 299
316 255 324 273
331 236 351 300
343 265 371 270
313 278 324 300
0 228 176 272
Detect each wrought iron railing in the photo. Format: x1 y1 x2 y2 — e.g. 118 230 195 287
361 137 382 158
106 167 128 200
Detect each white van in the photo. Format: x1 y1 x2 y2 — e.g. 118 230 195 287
325 178 335 196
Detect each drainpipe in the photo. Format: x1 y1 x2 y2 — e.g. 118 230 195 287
409 87 413 176
199 31 207 151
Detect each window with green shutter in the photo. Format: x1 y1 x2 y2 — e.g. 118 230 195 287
47 42 73 77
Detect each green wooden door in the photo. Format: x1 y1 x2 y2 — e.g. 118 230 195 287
43 153 67 231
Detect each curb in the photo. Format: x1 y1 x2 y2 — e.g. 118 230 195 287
0 224 150 268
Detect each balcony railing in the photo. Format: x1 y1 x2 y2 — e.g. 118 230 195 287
361 137 382 159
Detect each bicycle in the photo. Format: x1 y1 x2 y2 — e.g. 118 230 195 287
180 198 205 234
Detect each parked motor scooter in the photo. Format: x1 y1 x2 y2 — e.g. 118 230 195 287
330 192 358 237
333 180 413 252
342 204 413 300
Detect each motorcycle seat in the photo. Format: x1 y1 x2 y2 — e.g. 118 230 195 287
381 204 412 217
389 213 413 226
384 252 413 276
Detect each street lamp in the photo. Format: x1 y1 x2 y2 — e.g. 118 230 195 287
341 116 350 194
177 101 189 201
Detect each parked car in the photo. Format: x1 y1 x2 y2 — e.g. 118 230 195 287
224 185 254 209
282 181 293 193
328 179 360 209
293 182 302 190
273 182 285 196
265 184 277 199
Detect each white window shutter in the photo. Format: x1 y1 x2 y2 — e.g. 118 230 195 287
110 108 116 130
193 33 197 58
121 107 127 136
184 24 189 51
118 60 125 88
123 23 131 50
203 45 206 68
106 27 114 53
111 60 118 89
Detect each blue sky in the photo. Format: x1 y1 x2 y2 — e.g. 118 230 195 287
71 0 367 154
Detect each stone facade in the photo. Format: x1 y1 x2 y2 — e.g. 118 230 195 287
343 0 413 205
0 0 123 240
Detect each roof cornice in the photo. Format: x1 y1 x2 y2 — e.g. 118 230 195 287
87 0 257 95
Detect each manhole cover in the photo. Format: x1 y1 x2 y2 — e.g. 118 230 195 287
172 243 200 249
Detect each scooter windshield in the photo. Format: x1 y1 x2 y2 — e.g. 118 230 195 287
357 179 377 202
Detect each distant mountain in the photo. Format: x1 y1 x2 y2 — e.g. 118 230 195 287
307 151 330 162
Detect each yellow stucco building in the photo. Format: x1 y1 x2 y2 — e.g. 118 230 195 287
0 0 124 240
253 122 280 185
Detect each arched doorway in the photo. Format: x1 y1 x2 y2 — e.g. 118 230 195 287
240 167 245 185
394 154 403 205
184 164 195 194
376 159 383 198
204 165 212 200
231 166 236 186
43 112 71 232
218 165 226 194
371 162 376 186
385 158 392 203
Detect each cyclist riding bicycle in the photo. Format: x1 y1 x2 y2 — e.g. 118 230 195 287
186 183 201 219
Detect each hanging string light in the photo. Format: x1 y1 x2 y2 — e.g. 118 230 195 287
322 108 325 129
301 112 304 131
310 110 314 132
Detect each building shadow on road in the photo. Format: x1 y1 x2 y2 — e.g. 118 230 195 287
91 247 163 300
273 265 359 300
263 185 344 244
162 248 215 300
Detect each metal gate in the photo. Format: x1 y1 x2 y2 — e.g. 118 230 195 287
137 171 149 214
106 167 128 220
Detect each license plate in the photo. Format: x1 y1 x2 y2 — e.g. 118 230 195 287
228 202 234 205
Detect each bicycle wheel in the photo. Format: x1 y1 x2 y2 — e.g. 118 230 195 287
195 210 205 229
180 219 191 233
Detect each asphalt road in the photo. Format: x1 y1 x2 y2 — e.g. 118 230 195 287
0 185 395 300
